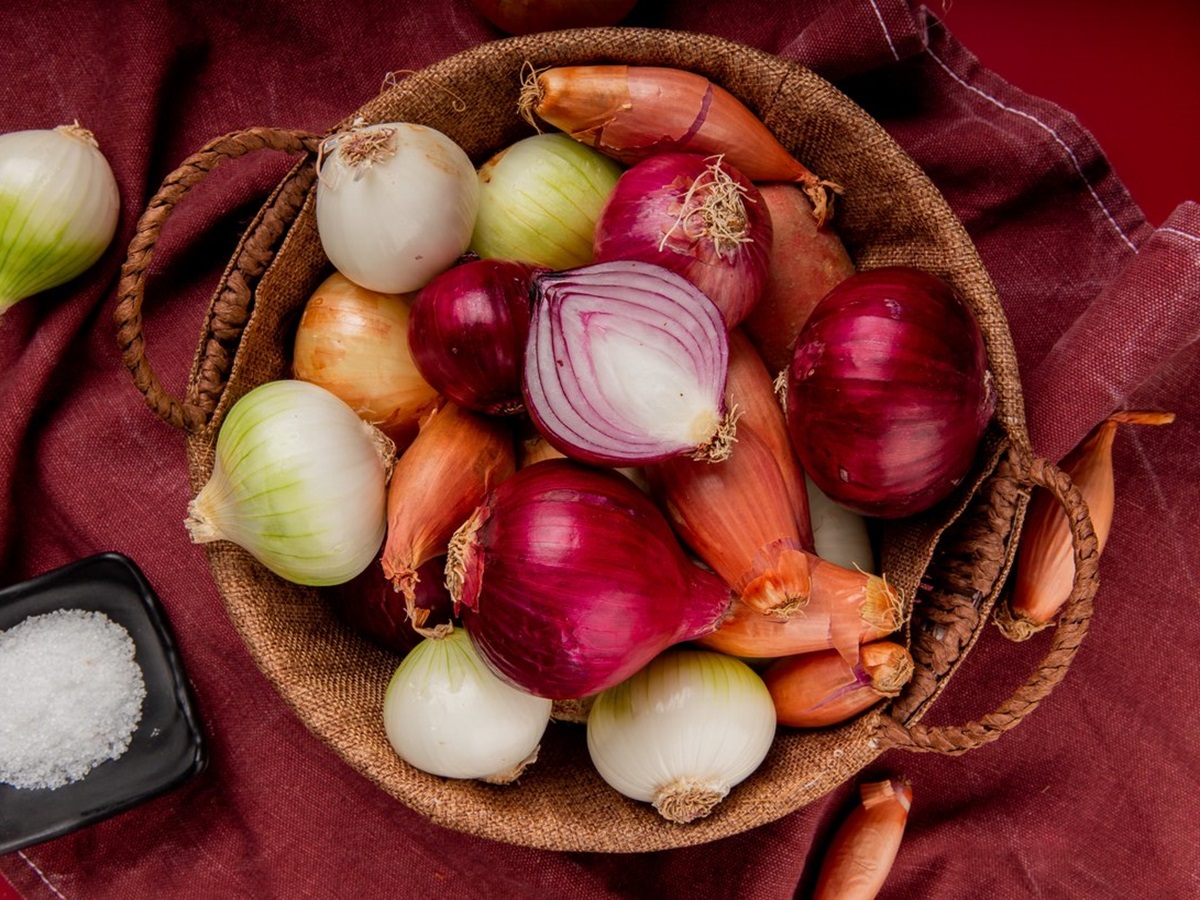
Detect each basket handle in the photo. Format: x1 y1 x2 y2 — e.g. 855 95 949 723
113 126 323 433
874 451 1100 756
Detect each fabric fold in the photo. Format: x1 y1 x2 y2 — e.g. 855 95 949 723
779 0 929 79
1024 201 1200 461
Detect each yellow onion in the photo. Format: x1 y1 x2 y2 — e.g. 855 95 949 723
292 272 438 445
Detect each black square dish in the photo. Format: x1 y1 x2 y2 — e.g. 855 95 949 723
0 552 207 855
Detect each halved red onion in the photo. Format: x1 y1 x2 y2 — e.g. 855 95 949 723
522 260 731 466
785 267 996 518
408 258 542 415
592 153 772 328
446 459 732 699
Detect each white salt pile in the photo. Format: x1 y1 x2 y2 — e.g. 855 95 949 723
0 609 147 790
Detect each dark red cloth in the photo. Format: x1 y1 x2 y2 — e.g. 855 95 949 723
2 1 1197 897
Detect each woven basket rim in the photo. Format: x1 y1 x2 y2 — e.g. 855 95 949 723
162 26 1030 852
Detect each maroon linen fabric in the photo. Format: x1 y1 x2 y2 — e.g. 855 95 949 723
1 1 1196 896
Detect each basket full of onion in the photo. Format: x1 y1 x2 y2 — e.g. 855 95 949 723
113 28 1100 852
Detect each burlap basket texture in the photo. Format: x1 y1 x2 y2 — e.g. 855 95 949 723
114 29 1100 853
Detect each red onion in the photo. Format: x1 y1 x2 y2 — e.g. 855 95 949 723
408 258 541 415
785 267 995 518
523 260 732 466
326 555 455 655
446 459 732 699
592 153 772 328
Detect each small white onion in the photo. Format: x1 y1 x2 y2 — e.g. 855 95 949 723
806 474 876 573
0 123 120 314
383 629 553 782
316 122 479 293
185 379 392 586
586 649 776 823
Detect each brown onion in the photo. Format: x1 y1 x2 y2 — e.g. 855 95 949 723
292 272 438 445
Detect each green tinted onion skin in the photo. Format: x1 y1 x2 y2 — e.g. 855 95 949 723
0 124 119 312
469 133 623 270
185 380 392 587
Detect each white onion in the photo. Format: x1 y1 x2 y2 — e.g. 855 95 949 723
806 475 876 573
0 123 120 314
383 629 552 782
586 649 776 823
315 122 479 293
185 380 392 586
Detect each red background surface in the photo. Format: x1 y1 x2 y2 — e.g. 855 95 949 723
941 0 1200 225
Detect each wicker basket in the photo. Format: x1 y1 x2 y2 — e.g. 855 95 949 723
113 28 1099 852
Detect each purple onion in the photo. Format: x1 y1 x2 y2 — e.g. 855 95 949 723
326 555 455 655
408 258 542 415
785 267 996 518
522 260 731 466
592 153 772 328
446 460 732 699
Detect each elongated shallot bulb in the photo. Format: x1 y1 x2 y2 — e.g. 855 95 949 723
697 561 902 664
815 777 913 900
997 409 1174 639
520 65 840 224
764 641 913 728
380 401 515 617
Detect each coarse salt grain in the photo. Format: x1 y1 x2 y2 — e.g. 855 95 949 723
0 608 146 790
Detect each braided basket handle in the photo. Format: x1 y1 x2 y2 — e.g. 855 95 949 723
875 451 1100 755
113 127 323 433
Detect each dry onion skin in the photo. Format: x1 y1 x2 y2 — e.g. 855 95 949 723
316 121 479 293
292 272 438 444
